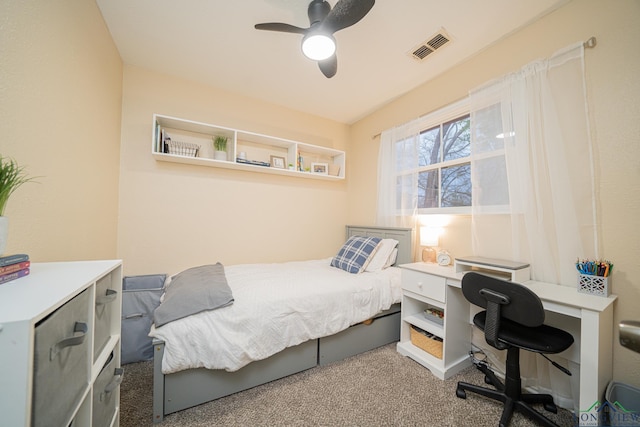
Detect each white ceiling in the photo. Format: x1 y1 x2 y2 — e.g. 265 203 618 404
96 0 568 124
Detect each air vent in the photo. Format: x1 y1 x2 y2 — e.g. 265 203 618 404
410 30 451 61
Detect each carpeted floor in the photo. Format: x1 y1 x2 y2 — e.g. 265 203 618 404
120 343 575 426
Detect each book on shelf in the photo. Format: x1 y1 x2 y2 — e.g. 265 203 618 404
155 120 161 153
0 260 30 275
0 268 30 285
0 253 29 267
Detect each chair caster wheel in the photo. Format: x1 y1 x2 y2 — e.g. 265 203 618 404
456 388 466 399
484 376 492 385
543 402 558 413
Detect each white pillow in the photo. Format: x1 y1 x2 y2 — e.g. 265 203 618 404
384 248 399 269
365 239 399 272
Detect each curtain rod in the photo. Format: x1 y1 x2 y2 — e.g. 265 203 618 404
371 36 597 140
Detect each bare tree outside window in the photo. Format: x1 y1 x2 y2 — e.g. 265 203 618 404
415 115 471 209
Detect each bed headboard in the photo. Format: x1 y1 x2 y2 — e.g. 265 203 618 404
345 225 414 266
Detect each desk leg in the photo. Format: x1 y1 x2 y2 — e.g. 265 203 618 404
578 306 614 416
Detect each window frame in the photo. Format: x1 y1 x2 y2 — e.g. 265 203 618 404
395 98 472 215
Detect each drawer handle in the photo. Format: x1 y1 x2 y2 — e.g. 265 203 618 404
101 368 124 401
96 289 117 306
124 313 145 320
50 322 88 360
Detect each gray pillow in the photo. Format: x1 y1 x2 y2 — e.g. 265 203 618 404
154 263 234 327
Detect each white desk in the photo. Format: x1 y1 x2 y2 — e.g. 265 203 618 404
397 262 617 415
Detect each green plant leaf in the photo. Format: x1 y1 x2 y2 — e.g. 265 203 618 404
212 135 228 151
0 155 35 216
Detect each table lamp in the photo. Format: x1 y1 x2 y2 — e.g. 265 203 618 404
420 226 439 263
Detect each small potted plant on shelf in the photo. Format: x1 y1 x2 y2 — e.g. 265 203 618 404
212 135 228 161
0 155 35 254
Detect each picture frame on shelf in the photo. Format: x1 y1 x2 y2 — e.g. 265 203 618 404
270 155 286 169
311 162 328 175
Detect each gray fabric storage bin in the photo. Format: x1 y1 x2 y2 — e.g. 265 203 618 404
33 288 91 427
92 352 123 427
94 272 117 361
121 274 166 364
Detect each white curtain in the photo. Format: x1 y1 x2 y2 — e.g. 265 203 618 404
469 42 596 412
470 42 598 286
377 42 595 411
377 101 469 261
377 121 422 260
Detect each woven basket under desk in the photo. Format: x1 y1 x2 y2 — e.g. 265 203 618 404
410 325 443 359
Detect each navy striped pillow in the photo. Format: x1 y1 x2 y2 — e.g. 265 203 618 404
330 236 382 274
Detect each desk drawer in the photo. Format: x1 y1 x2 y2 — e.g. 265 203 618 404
402 269 446 303
33 288 90 427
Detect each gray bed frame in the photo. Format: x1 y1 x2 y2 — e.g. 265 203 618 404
152 225 413 423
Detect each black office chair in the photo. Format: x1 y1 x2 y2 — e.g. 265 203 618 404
456 272 575 427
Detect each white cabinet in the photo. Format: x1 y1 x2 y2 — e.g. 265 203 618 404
0 260 123 427
397 263 472 380
152 114 346 180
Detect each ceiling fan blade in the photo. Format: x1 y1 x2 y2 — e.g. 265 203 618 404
321 0 375 34
254 23 308 35
318 54 337 78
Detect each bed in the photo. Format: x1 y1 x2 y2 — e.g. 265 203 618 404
150 225 413 423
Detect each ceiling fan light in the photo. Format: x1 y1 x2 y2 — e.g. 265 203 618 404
302 34 335 60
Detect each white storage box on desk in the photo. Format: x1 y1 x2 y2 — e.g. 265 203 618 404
454 256 530 283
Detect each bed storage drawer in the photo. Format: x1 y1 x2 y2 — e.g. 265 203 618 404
319 307 401 365
32 288 91 427
162 338 318 414
92 352 123 427
94 272 117 361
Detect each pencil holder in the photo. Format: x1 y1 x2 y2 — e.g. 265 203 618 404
577 274 610 297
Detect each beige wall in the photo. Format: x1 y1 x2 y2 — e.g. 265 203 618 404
0 0 122 261
3 0 638 393
349 0 640 385
117 65 350 275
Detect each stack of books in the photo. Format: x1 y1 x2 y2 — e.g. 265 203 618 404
0 254 30 285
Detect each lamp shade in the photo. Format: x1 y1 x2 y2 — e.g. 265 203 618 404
420 226 440 247
302 33 336 60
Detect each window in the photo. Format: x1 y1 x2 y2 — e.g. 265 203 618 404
420 115 471 208
394 111 471 214
379 97 510 219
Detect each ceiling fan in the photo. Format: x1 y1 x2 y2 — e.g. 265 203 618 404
254 0 375 78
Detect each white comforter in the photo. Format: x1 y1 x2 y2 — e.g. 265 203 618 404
149 258 402 374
